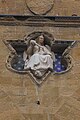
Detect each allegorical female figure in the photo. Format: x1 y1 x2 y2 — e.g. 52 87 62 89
24 34 55 77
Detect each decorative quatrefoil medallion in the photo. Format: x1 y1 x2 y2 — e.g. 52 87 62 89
3 31 77 85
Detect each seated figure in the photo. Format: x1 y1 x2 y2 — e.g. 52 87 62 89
24 34 55 78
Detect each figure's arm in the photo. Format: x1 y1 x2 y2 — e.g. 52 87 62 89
45 45 51 52
25 40 36 59
26 45 33 58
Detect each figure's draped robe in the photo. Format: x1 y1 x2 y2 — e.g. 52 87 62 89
24 45 54 71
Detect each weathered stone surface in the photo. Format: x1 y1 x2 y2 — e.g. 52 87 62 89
0 0 80 120
26 0 54 15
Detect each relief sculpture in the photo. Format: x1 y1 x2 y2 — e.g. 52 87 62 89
3 31 77 85
24 34 55 78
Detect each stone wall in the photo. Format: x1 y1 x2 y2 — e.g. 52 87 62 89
0 0 80 120
0 0 80 16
